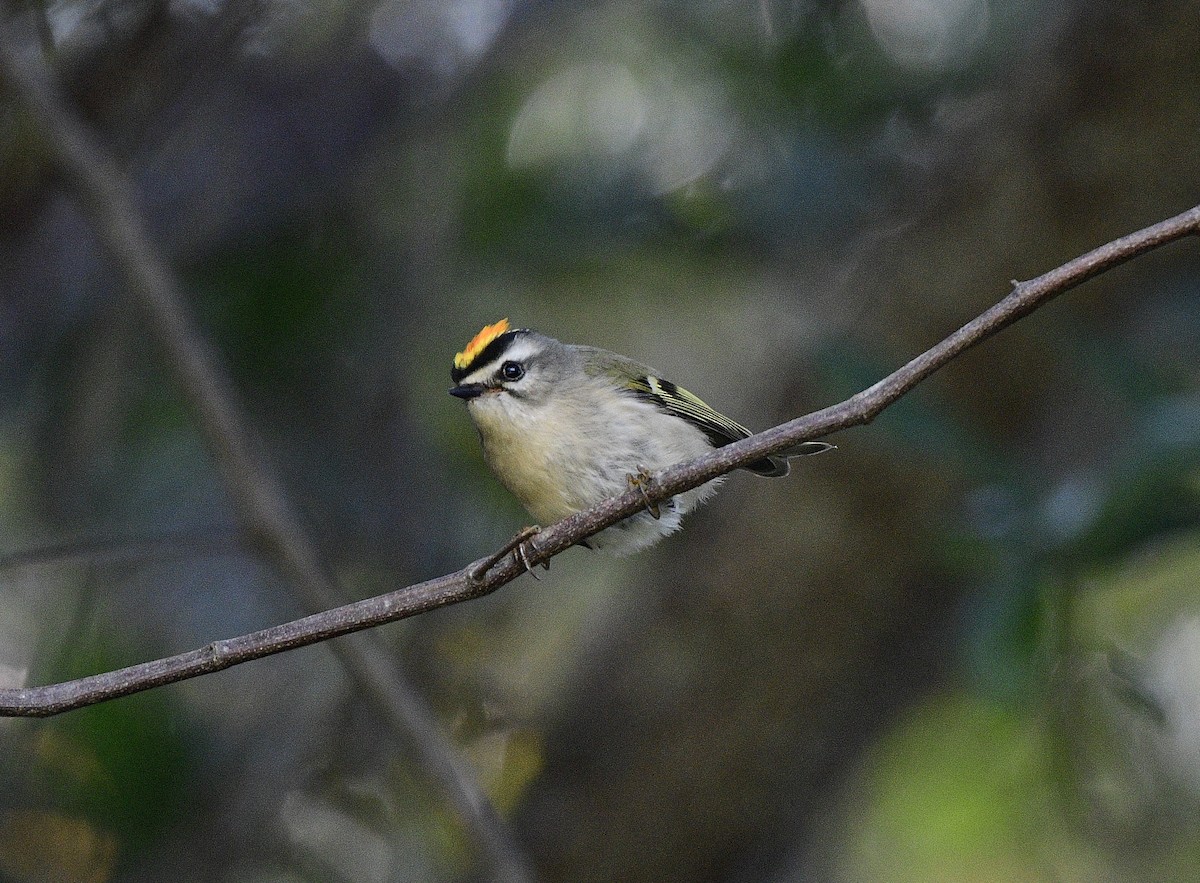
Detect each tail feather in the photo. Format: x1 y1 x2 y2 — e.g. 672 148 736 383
743 441 836 478
745 456 790 477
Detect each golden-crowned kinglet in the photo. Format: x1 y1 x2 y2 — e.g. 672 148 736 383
450 319 817 555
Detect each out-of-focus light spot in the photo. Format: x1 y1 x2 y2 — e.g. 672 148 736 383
0 662 27 689
47 2 88 44
168 0 225 17
45 0 176 52
1039 474 1104 540
507 63 649 168
280 791 393 883
1148 617 1200 794
860 0 989 71
640 77 734 194
369 0 512 78
507 62 737 195
1145 393 1200 450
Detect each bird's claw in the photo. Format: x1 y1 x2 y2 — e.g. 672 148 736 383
469 525 546 585
515 533 545 579
628 467 661 519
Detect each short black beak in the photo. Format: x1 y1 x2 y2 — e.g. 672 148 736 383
449 383 485 400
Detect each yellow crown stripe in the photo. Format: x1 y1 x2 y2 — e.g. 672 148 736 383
454 318 511 370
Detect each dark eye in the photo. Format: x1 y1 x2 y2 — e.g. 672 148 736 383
499 361 524 381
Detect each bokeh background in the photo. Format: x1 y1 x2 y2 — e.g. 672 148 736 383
1 0 1199 880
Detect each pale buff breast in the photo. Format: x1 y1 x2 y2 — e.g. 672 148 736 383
468 386 717 525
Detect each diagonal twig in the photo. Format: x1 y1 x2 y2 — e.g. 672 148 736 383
0 190 1193 714
0 21 534 883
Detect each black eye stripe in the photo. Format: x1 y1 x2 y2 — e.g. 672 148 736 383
450 329 526 383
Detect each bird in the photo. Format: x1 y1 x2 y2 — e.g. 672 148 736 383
449 319 827 557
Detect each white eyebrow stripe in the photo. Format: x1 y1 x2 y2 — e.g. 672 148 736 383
460 363 497 385
494 338 541 365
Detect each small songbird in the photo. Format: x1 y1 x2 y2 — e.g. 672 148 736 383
449 319 822 556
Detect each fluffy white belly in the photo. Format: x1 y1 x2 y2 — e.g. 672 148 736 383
470 393 722 554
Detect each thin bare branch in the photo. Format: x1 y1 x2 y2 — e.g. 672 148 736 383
0 22 533 883
0 196 1193 714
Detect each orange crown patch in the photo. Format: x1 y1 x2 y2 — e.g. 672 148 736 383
454 319 511 370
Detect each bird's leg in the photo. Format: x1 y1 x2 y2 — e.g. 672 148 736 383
628 466 661 519
469 525 546 584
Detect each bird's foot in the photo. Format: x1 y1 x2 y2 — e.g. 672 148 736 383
628 466 661 520
469 525 547 585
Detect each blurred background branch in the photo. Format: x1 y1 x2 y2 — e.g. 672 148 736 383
0 19 533 883
0 529 242 571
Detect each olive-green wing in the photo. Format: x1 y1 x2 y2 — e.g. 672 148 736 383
625 374 789 477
